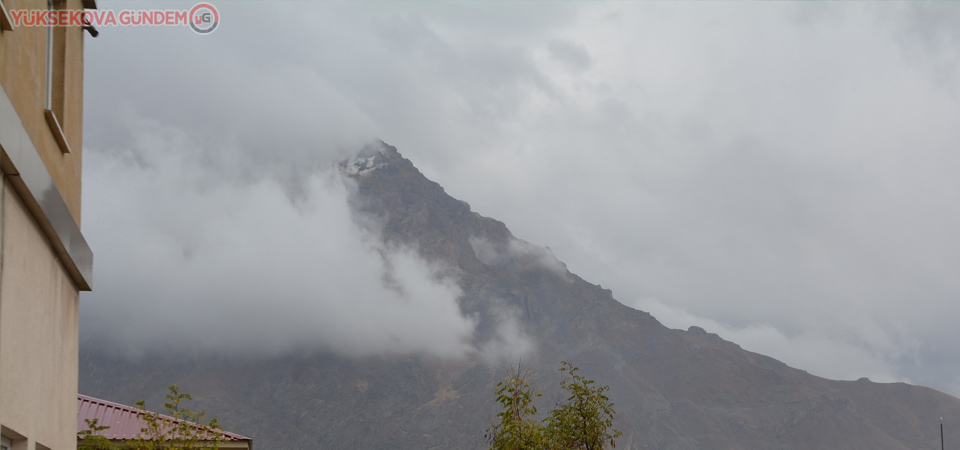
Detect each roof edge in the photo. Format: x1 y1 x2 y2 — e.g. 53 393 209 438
78 394 252 442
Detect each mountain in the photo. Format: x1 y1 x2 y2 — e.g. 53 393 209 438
80 142 960 449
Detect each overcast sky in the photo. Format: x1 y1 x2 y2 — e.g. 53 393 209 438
81 2 960 396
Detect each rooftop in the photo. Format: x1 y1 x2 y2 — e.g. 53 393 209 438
77 394 251 442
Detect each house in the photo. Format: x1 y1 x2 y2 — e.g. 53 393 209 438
76 396 252 450
0 2 96 450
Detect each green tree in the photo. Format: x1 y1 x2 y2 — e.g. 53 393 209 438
486 362 622 450
484 365 546 450
78 418 122 450
79 385 225 450
544 362 622 450
129 385 225 450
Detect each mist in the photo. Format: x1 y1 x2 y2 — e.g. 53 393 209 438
82 1 960 395
82 120 487 358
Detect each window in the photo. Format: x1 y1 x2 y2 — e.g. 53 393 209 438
1 428 26 450
44 0 70 153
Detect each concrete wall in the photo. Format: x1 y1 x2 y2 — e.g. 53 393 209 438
0 178 80 450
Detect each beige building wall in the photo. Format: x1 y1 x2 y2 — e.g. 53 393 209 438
0 2 93 450
0 177 80 450
0 0 86 222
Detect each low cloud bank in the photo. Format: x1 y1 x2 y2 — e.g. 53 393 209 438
470 236 569 278
79 21 538 361
477 301 535 364
81 122 532 360
633 297 912 384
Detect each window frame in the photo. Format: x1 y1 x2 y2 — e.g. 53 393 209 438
44 0 71 154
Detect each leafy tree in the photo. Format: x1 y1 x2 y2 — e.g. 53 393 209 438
79 385 225 450
486 362 622 450
78 418 121 450
129 385 225 450
485 365 546 450
544 362 622 450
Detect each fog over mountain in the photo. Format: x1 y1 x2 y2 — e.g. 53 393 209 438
83 138 468 358
80 142 960 450
82 1 960 399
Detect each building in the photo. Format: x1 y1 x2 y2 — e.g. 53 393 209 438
0 2 96 450
76 395 252 450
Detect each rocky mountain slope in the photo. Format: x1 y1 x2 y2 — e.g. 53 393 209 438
81 142 960 449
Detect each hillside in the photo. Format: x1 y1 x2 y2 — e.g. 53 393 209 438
81 142 960 450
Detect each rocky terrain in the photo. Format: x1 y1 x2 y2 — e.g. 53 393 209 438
81 142 960 449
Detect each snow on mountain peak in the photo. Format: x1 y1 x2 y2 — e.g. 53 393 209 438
338 142 395 176
340 155 381 176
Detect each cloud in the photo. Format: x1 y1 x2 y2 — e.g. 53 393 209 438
385 3 960 395
80 2 545 362
547 39 592 71
476 301 536 365
83 11 379 192
83 1 960 396
884 3 960 89
80 118 481 359
633 297 910 384
469 236 569 278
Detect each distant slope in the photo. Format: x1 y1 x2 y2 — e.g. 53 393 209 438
81 141 960 450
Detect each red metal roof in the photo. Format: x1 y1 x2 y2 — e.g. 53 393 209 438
77 394 251 442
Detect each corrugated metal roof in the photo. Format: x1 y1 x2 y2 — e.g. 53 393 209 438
77 394 251 442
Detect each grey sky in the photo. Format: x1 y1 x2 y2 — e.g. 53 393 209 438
82 2 960 396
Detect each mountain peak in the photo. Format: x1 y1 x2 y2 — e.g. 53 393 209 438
82 141 960 450
337 141 400 176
